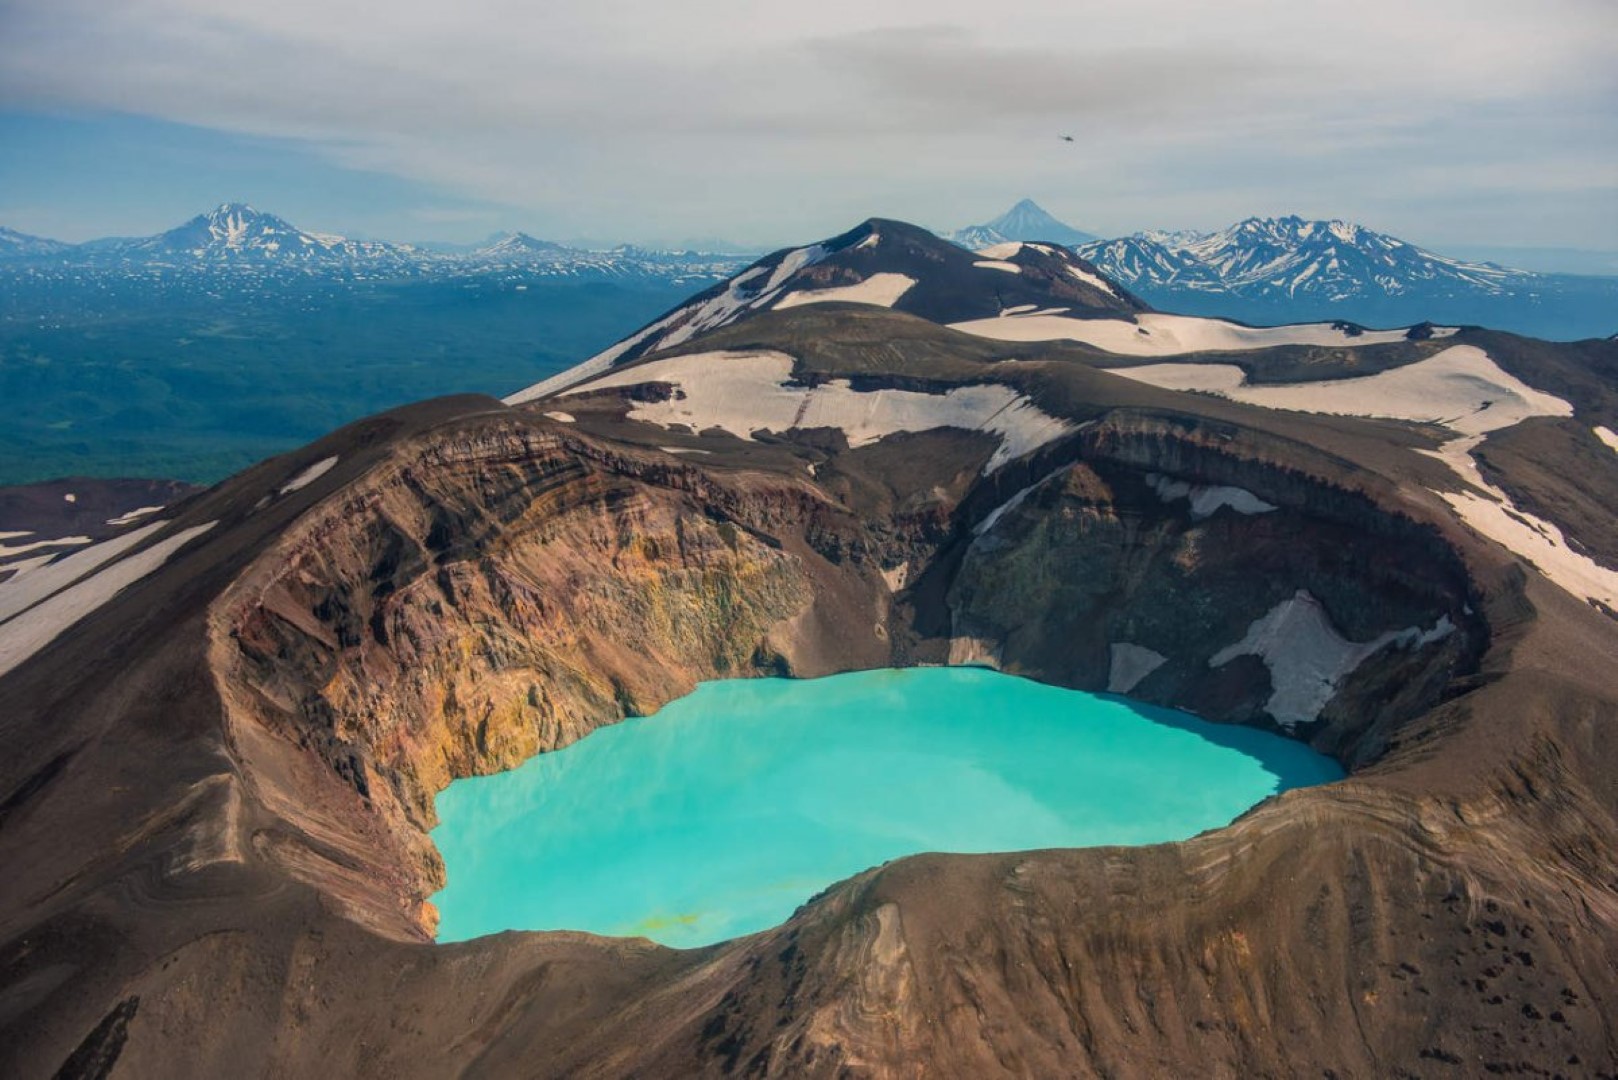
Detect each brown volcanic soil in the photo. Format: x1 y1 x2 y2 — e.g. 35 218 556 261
3 313 1618 1078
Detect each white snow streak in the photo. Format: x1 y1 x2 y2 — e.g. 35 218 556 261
0 535 91 558
105 505 165 527
280 456 339 495
1111 346 1570 437
0 522 216 678
0 521 168 624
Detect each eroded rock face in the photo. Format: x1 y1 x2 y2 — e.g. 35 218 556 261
948 418 1482 765
213 422 893 932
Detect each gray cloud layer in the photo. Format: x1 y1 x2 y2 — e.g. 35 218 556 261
2 0 1614 245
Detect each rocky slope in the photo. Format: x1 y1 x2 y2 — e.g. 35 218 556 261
3 221 1618 1077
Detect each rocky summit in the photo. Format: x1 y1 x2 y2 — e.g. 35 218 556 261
3 218 1618 1077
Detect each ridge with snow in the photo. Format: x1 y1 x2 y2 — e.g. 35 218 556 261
506 219 1141 403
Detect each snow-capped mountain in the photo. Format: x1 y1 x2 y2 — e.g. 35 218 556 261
1078 216 1532 303
951 199 1099 249
507 218 1141 402
1072 215 1618 339
0 225 72 259
473 232 569 259
0 204 753 287
79 202 419 266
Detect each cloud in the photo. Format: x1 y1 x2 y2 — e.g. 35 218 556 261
0 0 1613 245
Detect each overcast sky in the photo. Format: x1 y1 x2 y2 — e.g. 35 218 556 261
1 0 1614 249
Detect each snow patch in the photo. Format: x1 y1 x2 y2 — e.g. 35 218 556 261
950 311 1443 357
1595 426 1618 453
1065 264 1118 296
760 244 826 295
105 508 165 527
976 241 1025 259
0 531 32 541
0 521 169 624
1210 590 1455 728
565 350 1073 473
881 563 909 592
1147 474 1276 519
0 522 216 677
105 505 165 527
1111 346 1570 437
62 493 76 503
506 316 673 403
1419 432 1618 609
280 456 339 495
773 273 916 310
973 260 1021 274
0 535 92 558
974 481 1042 536
542 411 576 423
1108 643 1167 694
0 554 56 582
1441 490 1618 610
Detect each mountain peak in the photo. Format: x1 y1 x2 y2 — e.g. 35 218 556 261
476 232 567 258
951 200 1098 250
507 216 1141 403
1078 214 1532 306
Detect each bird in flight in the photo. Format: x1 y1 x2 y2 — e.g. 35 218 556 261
1060 135 1075 142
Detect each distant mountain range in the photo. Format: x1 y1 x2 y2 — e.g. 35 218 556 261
0 203 752 286
5 201 1615 339
1076 215 1531 303
945 200 1615 340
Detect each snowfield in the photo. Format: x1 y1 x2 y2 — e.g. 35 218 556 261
564 349 1073 473
0 521 169 624
949 311 1454 356
774 273 916 309
1211 590 1454 728
1108 345 1571 437
1147 474 1276 519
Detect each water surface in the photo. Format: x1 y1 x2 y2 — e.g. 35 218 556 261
431 667 1340 948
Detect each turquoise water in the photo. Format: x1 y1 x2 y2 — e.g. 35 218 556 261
430 667 1342 948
